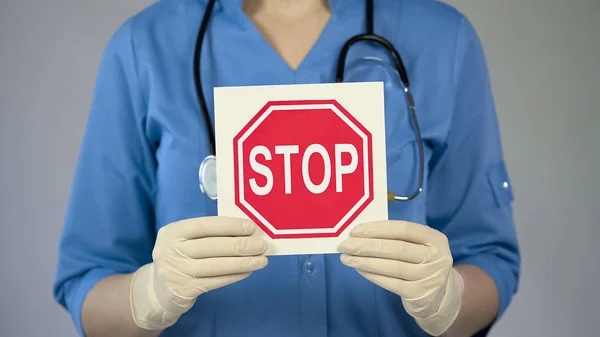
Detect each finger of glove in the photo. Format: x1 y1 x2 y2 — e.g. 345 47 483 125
355 270 418 299
189 272 253 295
177 237 267 258
361 269 440 319
340 254 428 281
351 221 443 245
339 238 428 264
355 269 443 312
166 217 257 239
179 256 268 278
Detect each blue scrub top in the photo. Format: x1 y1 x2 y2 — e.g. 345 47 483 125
53 0 520 336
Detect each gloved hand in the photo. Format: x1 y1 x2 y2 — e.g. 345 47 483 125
339 220 464 336
130 216 268 330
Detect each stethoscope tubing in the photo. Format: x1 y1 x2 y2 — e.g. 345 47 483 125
194 0 424 202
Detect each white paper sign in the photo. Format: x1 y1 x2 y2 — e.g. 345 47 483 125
214 82 388 255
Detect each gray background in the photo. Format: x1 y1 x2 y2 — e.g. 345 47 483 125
1 0 598 336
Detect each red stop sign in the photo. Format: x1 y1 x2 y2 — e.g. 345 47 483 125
233 100 374 239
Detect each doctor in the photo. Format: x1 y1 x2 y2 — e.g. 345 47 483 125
53 0 520 336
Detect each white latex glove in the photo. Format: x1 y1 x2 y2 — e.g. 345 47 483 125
339 220 464 336
130 216 268 330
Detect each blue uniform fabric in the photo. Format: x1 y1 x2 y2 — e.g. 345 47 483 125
53 0 521 336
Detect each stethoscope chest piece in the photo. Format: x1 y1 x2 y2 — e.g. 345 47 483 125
198 155 217 200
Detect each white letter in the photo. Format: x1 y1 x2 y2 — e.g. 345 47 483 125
249 145 273 196
275 145 299 194
335 144 358 192
302 144 331 194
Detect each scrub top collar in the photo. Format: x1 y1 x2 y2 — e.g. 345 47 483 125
214 0 359 16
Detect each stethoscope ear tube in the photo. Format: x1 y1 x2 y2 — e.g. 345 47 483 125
335 34 410 90
194 0 218 156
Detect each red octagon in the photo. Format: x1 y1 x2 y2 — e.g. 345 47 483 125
233 100 373 239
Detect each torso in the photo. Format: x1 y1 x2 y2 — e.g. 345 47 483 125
129 0 464 335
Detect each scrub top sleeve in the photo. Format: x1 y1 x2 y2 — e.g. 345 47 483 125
425 17 521 323
53 19 156 337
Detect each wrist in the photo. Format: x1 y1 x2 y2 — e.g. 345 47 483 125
408 268 465 336
129 263 183 330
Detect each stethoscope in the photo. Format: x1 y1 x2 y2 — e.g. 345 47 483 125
195 0 424 203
